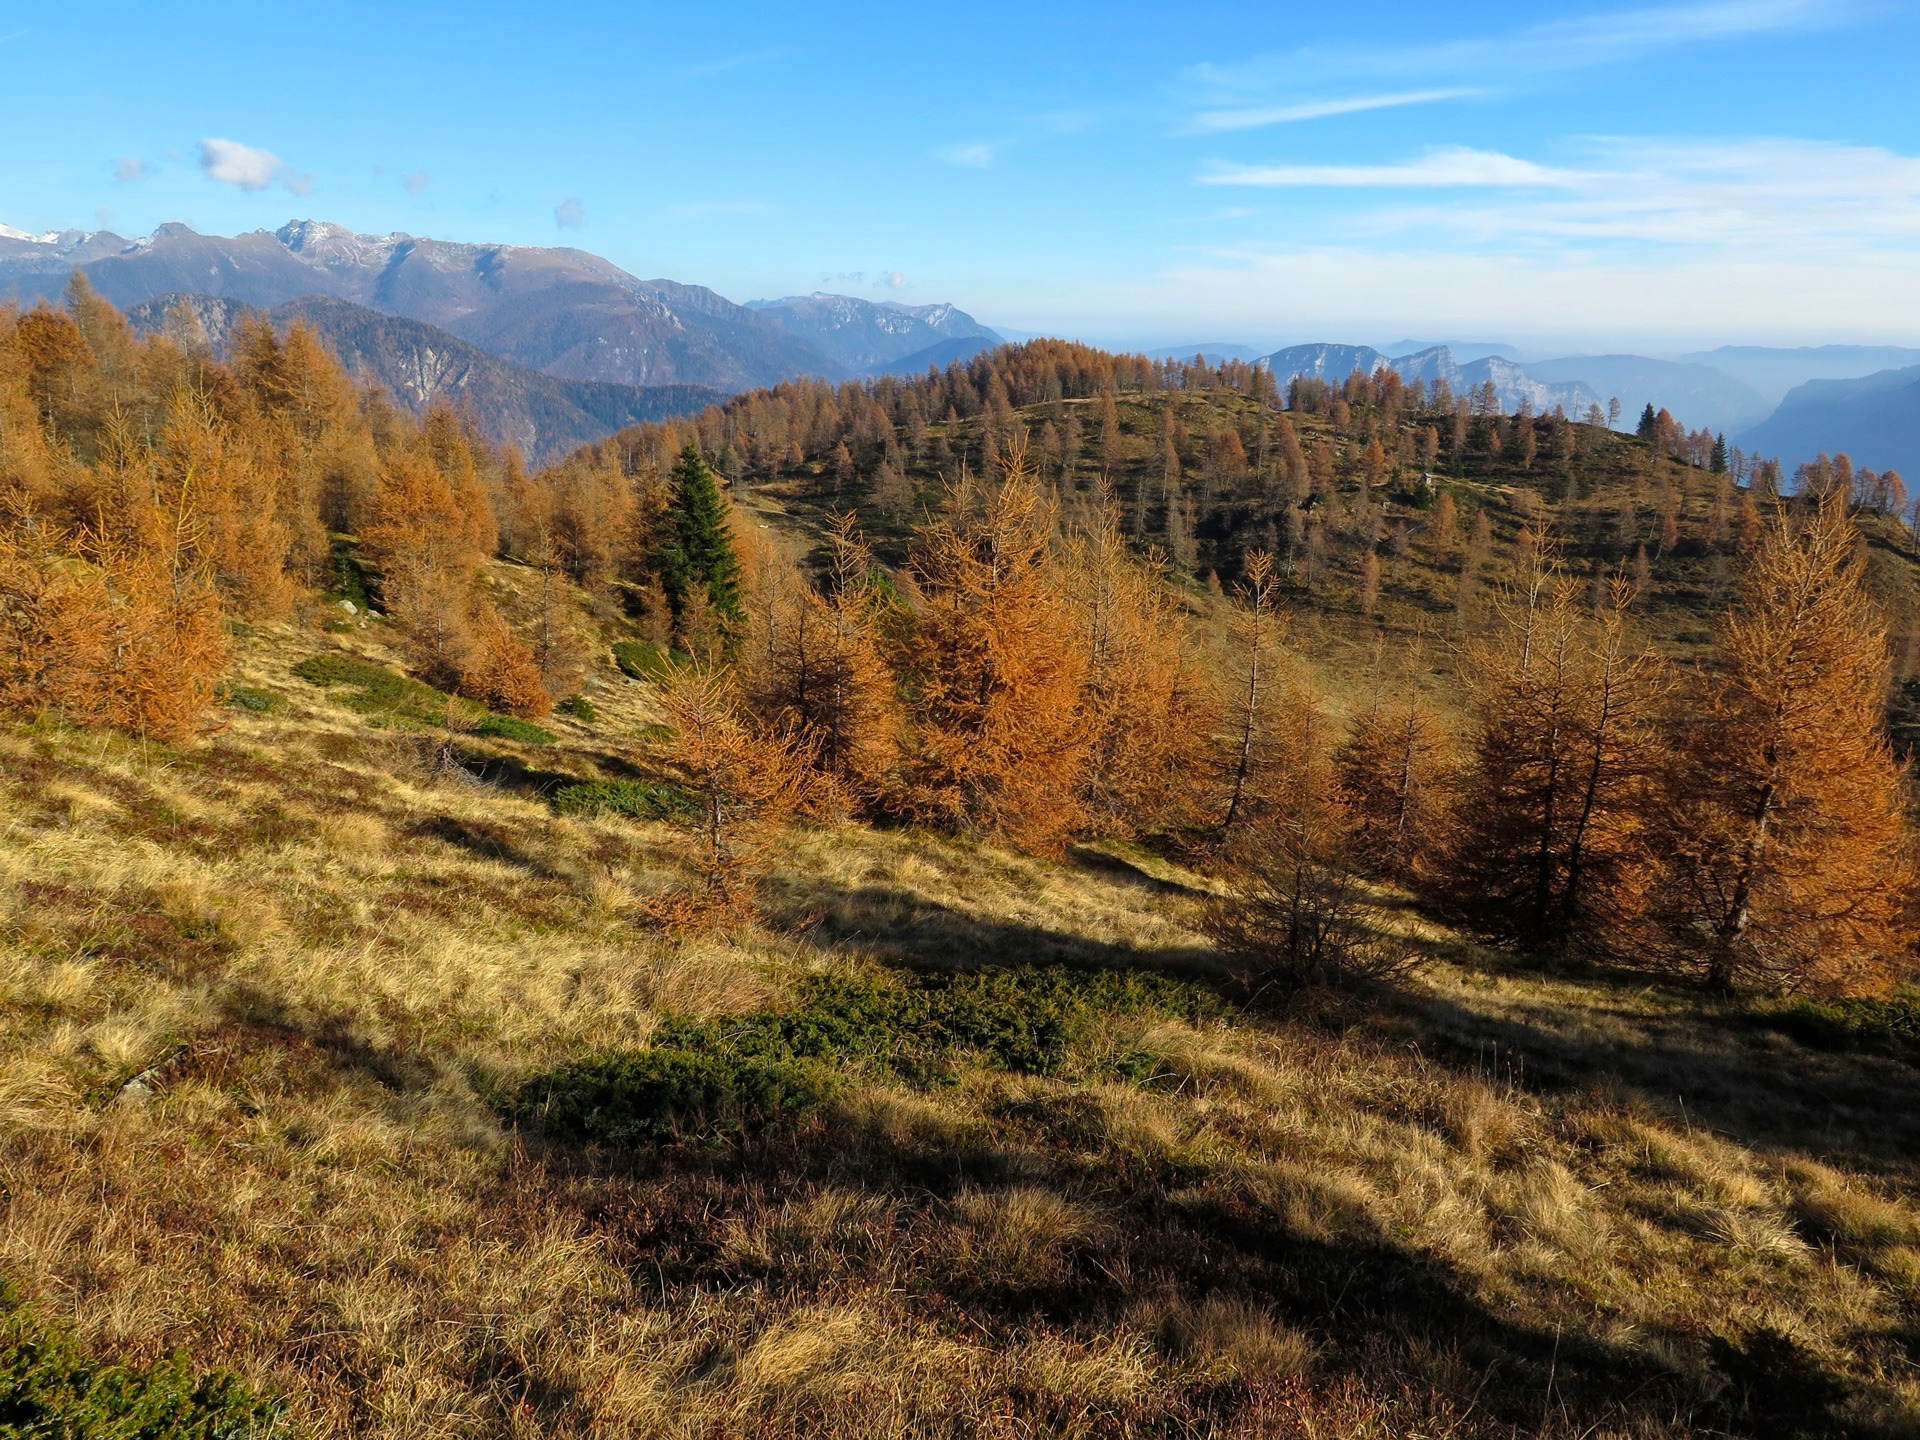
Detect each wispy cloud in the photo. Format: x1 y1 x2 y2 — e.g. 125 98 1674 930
1180 0 1863 131
937 142 996 169
554 197 584 229
1188 88 1482 133
401 170 429 197
113 156 149 183
1198 137 1920 254
198 138 310 194
1202 147 1581 189
819 269 908 291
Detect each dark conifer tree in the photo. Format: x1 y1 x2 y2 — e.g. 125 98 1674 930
658 444 744 638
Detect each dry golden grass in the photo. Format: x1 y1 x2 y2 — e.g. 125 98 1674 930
2 609 1919 1437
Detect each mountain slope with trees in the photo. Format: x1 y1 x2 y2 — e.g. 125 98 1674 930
5 285 1920 1438
122 292 724 464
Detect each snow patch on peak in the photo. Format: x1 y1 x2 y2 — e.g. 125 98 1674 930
0 223 60 244
275 219 406 270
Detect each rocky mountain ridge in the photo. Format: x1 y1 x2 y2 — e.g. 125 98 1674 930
0 219 1000 392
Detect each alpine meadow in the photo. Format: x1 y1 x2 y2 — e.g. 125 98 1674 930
9 4 1920 1438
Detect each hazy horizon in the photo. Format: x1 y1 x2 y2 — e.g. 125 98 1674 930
8 1 1920 351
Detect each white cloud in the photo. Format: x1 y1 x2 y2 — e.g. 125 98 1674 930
554 197 584 229
112 156 148 183
198 138 288 192
938 142 995 169
881 271 905 289
402 170 429 196
1201 147 1582 189
1227 138 1920 253
1181 0 1862 132
1188 88 1483 133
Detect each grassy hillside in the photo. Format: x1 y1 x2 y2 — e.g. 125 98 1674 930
4 589 1920 1438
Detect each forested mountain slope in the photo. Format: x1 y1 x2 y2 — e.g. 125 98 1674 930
581 341 1920 685
6 292 1920 1439
123 291 724 464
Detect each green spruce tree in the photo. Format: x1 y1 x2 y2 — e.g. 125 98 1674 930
658 444 744 639
1710 433 1729 474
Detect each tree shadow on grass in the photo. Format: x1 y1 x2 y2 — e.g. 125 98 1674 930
451 747 583 799
404 814 570 879
1064 843 1209 899
531 1095 1851 1439
761 879 1226 986
1391 980 1920 1182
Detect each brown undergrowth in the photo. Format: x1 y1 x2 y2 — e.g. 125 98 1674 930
2 614 1919 1438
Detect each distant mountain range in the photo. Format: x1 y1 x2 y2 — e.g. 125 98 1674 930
1739 365 1920 485
1146 343 1268 364
0 219 1003 395
1679 345 1920 408
122 293 724 465
745 292 1000 373
1522 355 1772 436
0 218 1005 459
1262 343 1605 419
6 218 1918 478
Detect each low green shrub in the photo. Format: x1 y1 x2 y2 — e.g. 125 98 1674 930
217 684 282 714
558 694 598 723
611 640 672 682
294 654 552 741
0 1281 285 1438
292 653 451 728
325 539 372 611
552 779 695 820
505 1049 832 1144
472 713 556 745
505 966 1218 1148
663 968 1218 1081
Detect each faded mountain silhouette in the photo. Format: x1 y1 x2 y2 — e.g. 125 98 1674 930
126 292 723 465
1680 344 1920 408
1739 364 1920 482
748 291 1000 372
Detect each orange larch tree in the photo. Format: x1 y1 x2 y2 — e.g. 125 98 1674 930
1649 496 1918 993
896 444 1091 852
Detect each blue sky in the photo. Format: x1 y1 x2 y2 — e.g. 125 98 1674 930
6 0 1920 351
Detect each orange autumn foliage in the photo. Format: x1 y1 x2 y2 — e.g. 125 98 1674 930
897 446 1091 852
1649 496 1919 993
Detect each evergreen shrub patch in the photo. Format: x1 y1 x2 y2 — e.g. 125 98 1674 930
0 1282 284 1439
505 966 1220 1146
